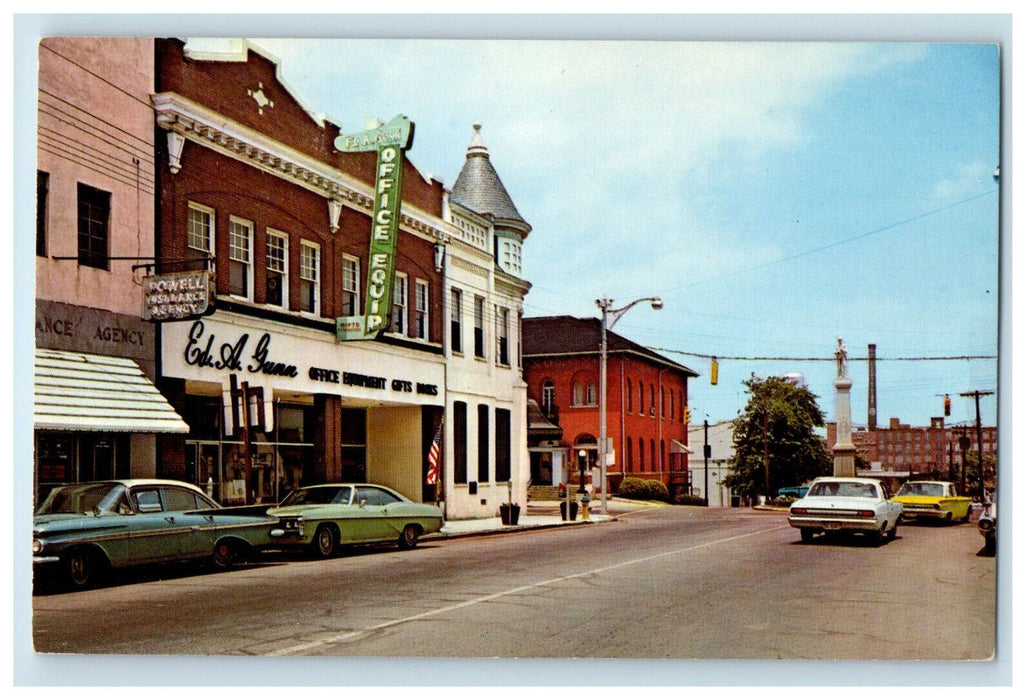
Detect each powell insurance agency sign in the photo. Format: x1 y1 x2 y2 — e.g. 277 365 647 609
142 270 215 321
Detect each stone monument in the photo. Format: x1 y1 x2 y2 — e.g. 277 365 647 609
832 338 857 477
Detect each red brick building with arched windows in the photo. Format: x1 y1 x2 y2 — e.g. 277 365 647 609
522 316 698 497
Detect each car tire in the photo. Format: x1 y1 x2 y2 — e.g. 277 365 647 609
962 506 972 524
943 512 953 526
398 524 420 549
63 548 104 590
886 523 898 540
211 539 241 570
310 524 337 558
865 528 884 547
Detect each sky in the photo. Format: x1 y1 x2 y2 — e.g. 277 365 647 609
227 33 1002 429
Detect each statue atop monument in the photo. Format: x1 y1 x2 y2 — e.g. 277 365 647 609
835 337 848 378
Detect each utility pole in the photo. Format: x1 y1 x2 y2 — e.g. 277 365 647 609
703 419 710 506
960 390 994 501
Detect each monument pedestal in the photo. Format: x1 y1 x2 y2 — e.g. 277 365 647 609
833 375 856 477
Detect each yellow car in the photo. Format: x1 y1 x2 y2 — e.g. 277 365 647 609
893 481 973 524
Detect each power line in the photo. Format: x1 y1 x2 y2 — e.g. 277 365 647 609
649 346 997 362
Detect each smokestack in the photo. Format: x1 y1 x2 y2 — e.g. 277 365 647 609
867 343 877 430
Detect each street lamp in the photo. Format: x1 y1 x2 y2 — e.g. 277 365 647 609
578 449 587 493
595 295 663 514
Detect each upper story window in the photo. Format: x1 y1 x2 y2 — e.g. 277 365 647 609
650 384 656 415
187 202 214 255
585 381 597 406
499 239 522 276
542 380 556 413
639 381 645 415
627 379 634 413
37 171 48 257
496 306 510 366
450 288 463 354
342 254 360 316
473 297 486 358
414 279 429 341
389 272 408 335
300 241 320 315
228 217 253 299
266 230 287 309
77 183 110 270
573 381 584 406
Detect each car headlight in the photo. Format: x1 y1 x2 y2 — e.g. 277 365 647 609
32 539 43 554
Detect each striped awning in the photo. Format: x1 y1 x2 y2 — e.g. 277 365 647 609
34 348 189 433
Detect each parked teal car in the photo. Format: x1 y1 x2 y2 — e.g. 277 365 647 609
33 479 277 590
268 483 444 557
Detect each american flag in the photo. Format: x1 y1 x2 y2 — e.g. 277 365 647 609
426 421 443 485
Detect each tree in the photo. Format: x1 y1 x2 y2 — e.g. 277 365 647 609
960 450 996 498
722 375 834 499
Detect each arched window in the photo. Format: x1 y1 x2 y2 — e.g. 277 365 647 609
626 437 633 471
585 381 597 406
650 384 656 415
660 440 666 471
627 379 633 413
669 389 675 421
542 380 555 413
650 439 656 469
572 381 584 406
638 438 645 470
638 381 645 414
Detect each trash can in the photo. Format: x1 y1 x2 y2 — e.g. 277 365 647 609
731 495 741 508
500 504 521 525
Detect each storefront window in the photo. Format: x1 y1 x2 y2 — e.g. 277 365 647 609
183 400 318 504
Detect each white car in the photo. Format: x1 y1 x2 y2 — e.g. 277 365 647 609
787 476 903 545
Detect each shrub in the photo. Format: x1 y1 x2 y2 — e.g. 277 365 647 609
617 477 669 502
769 495 797 507
674 494 707 506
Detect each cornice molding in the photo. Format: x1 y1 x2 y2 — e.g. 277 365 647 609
152 92 451 242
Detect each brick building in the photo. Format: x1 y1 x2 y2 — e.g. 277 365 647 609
827 417 997 494
152 39 530 518
34 38 188 504
522 316 697 496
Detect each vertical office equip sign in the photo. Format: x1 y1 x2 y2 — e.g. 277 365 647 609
334 115 415 341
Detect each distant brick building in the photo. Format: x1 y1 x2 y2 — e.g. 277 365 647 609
522 316 697 496
827 417 997 494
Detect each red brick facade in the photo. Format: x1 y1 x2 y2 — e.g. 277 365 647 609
155 40 444 337
522 316 696 495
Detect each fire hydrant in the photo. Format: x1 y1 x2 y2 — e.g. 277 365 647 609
581 490 590 520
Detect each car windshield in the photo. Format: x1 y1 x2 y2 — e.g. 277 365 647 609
897 483 945 497
36 482 126 515
809 481 876 498
280 486 352 506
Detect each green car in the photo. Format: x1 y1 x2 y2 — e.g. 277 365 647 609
33 479 277 590
268 483 445 557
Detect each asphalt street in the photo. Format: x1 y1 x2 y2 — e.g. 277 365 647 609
31 505 996 660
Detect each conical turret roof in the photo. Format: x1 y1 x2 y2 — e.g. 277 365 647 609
450 123 528 228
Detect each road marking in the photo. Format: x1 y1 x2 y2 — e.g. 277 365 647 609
266 523 788 656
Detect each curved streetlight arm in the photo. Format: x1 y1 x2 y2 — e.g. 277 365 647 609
597 296 663 328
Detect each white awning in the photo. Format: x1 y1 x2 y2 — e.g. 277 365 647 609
670 439 692 454
34 348 189 433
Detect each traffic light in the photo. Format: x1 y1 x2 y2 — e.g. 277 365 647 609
944 395 951 417
710 357 719 385
683 406 691 425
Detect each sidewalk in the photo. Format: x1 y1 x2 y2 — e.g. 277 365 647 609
429 497 660 540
